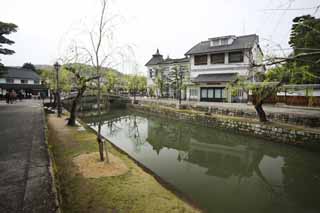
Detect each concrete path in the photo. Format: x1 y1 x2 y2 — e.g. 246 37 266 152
0 100 58 213
134 97 320 117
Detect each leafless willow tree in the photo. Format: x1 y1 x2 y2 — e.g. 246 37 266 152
60 45 99 126
61 0 132 162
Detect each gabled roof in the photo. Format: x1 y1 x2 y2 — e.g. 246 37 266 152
145 49 164 66
2 67 40 81
185 34 259 55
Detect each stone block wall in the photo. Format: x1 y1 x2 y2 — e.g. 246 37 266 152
130 104 320 145
136 100 320 127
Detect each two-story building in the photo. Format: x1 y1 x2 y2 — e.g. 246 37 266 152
145 34 264 102
0 67 47 99
145 49 190 98
185 34 264 102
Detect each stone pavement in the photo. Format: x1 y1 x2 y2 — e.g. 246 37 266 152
133 97 320 117
0 100 58 213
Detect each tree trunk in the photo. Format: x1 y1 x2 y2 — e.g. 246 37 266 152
97 79 104 161
254 101 267 122
67 88 85 126
49 90 53 105
53 92 57 108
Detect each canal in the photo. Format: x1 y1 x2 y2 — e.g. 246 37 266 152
83 110 320 213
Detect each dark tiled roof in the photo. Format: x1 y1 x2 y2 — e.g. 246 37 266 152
146 56 190 66
192 73 237 83
161 57 190 64
185 34 258 55
145 49 164 66
145 56 164 66
2 67 40 80
146 49 189 66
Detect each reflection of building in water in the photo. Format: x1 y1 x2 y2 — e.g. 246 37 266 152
141 115 279 194
187 138 261 178
146 119 191 155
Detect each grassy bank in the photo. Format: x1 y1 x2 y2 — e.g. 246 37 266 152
47 114 200 213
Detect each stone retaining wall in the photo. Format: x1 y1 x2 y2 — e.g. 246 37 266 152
130 104 320 145
136 100 320 127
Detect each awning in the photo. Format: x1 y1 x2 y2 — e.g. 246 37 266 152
0 83 48 91
191 73 237 84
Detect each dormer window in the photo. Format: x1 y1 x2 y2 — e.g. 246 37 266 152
210 40 220 47
209 35 236 47
221 39 228 45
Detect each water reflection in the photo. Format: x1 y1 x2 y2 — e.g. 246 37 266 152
84 111 320 213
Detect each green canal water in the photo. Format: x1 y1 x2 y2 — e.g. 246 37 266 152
84 110 320 213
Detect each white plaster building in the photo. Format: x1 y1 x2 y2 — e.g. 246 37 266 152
145 49 190 98
185 34 264 102
0 67 47 98
145 34 264 102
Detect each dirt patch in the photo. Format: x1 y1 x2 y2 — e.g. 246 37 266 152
73 152 129 178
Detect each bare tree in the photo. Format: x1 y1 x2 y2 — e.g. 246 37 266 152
67 0 121 162
84 0 132 162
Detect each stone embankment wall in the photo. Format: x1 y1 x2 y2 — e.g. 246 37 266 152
136 100 320 128
130 104 320 145
62 95 128 112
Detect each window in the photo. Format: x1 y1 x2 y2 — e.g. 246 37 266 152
211 53 225 64
201 89 207 98
6 79 13 83
200 88 225 102
21 79 28 84
208 89 214 98
229 51 244 63
221 39 228 45
194 55 208 65
210 40 220 46
215 89 222 98
190 88 198 97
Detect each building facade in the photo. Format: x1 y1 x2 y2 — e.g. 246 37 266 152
145 49 190 98
185 34 264 102
145 34 264 102
0 67 47 99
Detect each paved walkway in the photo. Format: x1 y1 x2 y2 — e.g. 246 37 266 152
134 97 320 117
0 100 58 212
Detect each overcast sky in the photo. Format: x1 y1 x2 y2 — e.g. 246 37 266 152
1 0 319 74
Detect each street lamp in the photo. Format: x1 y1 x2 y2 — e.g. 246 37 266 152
54 62 62 117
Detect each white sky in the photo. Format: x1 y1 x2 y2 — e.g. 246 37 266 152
1 0 319 74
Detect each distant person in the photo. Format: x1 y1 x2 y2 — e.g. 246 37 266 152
5 91 10 104
9 90 17 104
18 91 23 101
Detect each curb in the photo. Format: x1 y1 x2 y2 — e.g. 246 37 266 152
42 108 62 213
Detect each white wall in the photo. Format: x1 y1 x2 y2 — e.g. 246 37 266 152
0 78 5 83
190 50 251 79
28 80 34 84
13 79 21 84
278 89 320 97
